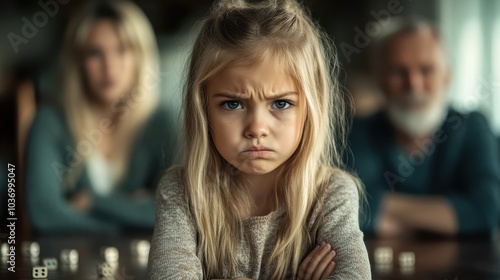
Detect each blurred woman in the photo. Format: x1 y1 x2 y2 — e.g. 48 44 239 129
25 0 177 234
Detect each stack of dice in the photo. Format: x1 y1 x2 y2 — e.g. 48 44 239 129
20 242 44 279
374 246 393 274
22 241 40 266
60 248 79 273
97 247 119 278
131 239 150 268
1 243 9 268
399 251 416 275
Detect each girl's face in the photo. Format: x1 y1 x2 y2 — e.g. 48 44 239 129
206 57 306 175
83 19 137 106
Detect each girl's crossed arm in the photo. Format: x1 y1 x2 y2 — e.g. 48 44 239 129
148 169 203 279
315 171 371 280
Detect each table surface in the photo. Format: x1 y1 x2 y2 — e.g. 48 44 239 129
1 234 500 280
365 236 500 280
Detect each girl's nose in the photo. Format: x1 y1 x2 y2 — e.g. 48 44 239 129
244 109 269 139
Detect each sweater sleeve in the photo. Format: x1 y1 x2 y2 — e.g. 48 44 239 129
25 107 119 235
446 112 500 234
319 171 371 280
148 167 203 280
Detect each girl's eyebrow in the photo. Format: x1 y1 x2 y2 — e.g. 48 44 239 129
212 91 298 100
266 91 298 100
212 92 243 99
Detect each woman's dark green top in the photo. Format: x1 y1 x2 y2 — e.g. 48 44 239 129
25 105 178 235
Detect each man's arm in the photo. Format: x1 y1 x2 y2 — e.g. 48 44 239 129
378 193 457 235
377 113 500 236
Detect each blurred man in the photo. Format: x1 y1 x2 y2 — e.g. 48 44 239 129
348 17 500 237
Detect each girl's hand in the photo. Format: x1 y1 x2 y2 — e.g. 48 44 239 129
297 241 336 280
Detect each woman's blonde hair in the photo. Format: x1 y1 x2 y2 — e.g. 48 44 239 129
60 0 159 188
182 0 355 278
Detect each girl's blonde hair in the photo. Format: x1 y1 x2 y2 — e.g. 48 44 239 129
182 0 356 278
60 0 159 188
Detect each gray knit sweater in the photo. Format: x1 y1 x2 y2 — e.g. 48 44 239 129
148 167 371 279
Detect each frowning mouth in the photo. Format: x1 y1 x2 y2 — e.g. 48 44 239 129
243 146 273 152
241 146 274 157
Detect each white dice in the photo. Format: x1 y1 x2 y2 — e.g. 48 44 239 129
60 249 79 264
374 246 393 264
399 251 416 267
100 247 119 263
42 258 58 270
96 261 118 277
32 266 48 279
22 241 40 257
131 240 150 257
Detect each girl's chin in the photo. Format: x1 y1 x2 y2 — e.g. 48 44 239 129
236 163 281 176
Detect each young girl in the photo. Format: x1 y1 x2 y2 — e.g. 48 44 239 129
149 0 370 279
25 0 177 234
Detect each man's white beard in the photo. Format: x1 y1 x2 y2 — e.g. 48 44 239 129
387 92 448 138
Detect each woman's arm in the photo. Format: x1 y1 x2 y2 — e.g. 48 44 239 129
90 194 156 229
148 168 203 279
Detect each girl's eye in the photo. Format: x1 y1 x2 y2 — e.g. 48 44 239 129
272 100 292 109
221 101 243 110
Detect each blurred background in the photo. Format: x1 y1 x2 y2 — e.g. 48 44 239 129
0 0 499 237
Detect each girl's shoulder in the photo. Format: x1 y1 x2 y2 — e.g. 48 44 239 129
306 167 362 234
157 165 185 187
320 167 362 207
327 167 360 187
156 165 187 198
